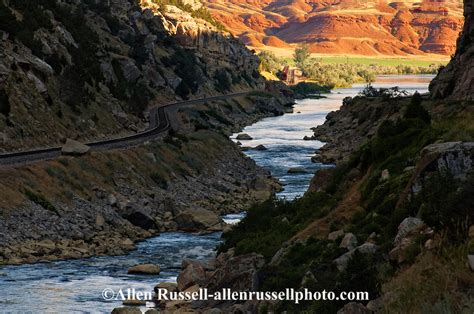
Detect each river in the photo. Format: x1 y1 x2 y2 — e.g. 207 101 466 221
0 75 433 313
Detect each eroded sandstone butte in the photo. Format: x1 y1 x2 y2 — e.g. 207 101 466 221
202 0 464 56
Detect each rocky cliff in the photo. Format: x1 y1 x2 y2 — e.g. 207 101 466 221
0 0 266 151
0 0 295 265
430 0 474 100
203 0 464 56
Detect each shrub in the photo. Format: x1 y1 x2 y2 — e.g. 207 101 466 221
150 172 168 189
25 190 58 213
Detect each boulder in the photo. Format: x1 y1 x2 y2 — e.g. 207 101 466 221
174 208 224 232
126 209 156 230
328 230 345 241
154 282 178 294
380 169 390 181
339 233 358 251
205 253 265 302
236 133 253 141
128 263 161 274
61 139 90 156
122 299 146 306
111 307 142 314
253 144 267 151
394 217 425 245
288 167 307 174
107 194 117 207
177 260 207 291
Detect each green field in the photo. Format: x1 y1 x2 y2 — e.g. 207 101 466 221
282 56 448 67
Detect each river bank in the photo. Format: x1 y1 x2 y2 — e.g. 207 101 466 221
0 90 294 267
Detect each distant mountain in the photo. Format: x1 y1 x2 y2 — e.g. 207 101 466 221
202 0 464 56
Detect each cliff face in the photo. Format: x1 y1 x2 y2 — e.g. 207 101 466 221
0 0 264 151
202 0 464 56
430 0 474 100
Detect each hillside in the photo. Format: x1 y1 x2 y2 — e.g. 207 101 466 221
202 0 464 56
0 0 294 265
0 0 268 152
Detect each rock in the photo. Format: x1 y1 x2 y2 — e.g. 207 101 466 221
287 167 307 174
429 3 474 100
357 242 378 254
236 133 253 140
128 263 161 274
95 214 105 228
366 298 383 312
337 302 372 314
145 152 157 162
61 139 90 156
206 253 265 296
334 243 378 272
145 310 160 314
154 282 178 294
380 169 390 181
468 255 474 272
394 217 425 245
111 307 142 314
174 208 224 232
339 233 358 251
177 260 207 291
311 154 322 163
300 270 316 286
333 251 353 272
125 208 156 230
303 136 313 140
253 144 267 151
328 230 345 241
107 194 117 207
122 299 146 306
424 239 436 250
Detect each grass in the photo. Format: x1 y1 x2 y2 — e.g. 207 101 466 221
282 55 448 67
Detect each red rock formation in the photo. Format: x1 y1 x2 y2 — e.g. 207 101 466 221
202 0 465 56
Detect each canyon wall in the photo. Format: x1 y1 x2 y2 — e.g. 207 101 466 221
430 0 474 99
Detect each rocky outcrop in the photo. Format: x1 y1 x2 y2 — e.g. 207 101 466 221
158 250 265 311
430 1 474 100
311 96 405 164
398 142 474 207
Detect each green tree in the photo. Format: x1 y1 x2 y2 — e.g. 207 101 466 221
293 44 311 68
258 51 283 74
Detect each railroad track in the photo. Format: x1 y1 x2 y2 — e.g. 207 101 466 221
0 91 251 166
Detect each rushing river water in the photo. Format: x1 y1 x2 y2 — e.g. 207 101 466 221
0 75 433 313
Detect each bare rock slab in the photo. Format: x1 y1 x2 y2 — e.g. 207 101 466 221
128 263 161 274
61 139 90 156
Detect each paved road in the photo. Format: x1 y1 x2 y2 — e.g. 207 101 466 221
0 91 251 166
